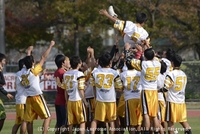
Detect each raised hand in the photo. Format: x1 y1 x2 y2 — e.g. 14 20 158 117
99 9 108 15
50 40 55 47
7 93 13 100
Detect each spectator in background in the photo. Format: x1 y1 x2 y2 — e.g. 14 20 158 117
54 54 71 134
0 53 13 132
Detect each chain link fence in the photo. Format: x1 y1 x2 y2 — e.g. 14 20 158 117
181 61 200 101
1 61 200 105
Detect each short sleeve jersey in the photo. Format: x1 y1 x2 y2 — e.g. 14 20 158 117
114 20 149 47
21 64 43 96
63 70 85 101
54 68 66 105
164 70 187 103
90 68 122 102
120 70 141 101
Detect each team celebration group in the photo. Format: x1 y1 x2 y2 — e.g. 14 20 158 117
0 6 192 134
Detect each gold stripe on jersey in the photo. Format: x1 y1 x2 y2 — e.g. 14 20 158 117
78 76 85 90
90 74 95 86
20 74 30 87
154 57 161 62
164 75 174 90
114 20 125 32
131 32 140 42
130 59 142 71
30 64 42 76
60 83 67 90
84 67 92 82
55 77 67 89
114 76 123 91
170 66 173 71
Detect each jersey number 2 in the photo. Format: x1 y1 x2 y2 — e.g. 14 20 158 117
64 76 74 89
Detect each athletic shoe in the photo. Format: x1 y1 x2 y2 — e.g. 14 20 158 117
108 5 118 17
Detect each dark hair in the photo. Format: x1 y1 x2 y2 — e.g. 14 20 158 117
18 58 25 70
125 55 134 70
156 51 163 58
136 12 148 24
55 54 65 68
23 55 34 69
172 54 182 67
166 48 175 61
70 55 81 69
0 53 6 62
160 60 167 74
144 48 155 60
99 52 112 67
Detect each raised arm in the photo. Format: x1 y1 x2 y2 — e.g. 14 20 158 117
99 9 119 23
39 41 55 67
86 47 96 70
26 46 34 56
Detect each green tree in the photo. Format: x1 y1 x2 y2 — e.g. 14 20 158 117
5 0 54 53
5 0 200 59
51 0 111 58
114 0 200 54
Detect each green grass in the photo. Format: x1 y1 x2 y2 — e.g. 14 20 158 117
1 118 200 134
173 118 200 133
1 119 57 134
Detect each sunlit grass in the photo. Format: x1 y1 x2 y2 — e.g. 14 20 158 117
1 118 200 134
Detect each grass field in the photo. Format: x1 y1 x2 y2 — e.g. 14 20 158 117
1 118 200 134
